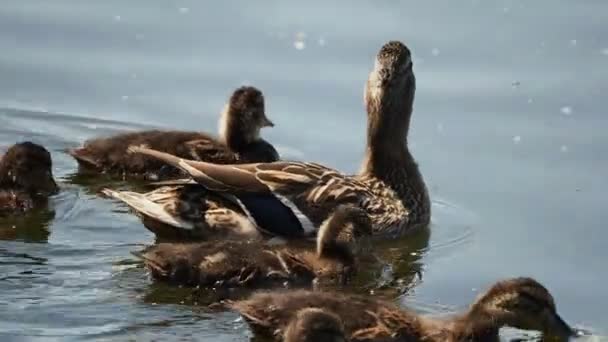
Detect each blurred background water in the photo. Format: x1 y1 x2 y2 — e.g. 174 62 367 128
0 0 607 340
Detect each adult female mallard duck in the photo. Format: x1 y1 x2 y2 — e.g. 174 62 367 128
127 40 430 239
67 86 278 180
230 277 578 341
131 205 371 289
0 142 59 216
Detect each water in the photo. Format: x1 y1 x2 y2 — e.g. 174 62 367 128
1 0 607 340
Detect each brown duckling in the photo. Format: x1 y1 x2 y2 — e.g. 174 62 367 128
0 142 58 215
131 205 371 289
67 86 278 180
231 277 577 341
127 40 430 239
283 308 346 342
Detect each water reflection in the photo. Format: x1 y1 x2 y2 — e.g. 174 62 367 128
0 207 55 242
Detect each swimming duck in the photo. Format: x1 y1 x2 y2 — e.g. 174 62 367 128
0 142 58 216
67 86 278 180
283 308 346 342
127 40 430 239
230 277 577 341
131 204 371 288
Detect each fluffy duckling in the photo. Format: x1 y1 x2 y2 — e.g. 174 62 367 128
0 142 58 215
283 308 346 342
127 40 430 239
231 277 577 341
131 205 371 288
68 86 278 180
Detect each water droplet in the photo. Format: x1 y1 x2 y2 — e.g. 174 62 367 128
560 145 568 153
569 39 577 46
294 40 305 50
178 7 189 14
472 288 477 292
410 252 418 256
113 15 121 21
560 106 572 115
431 48 440 56
513 135 521 144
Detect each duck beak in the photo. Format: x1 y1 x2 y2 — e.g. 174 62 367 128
545 312 576 341
261 115 274 128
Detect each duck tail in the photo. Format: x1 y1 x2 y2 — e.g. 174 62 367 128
66 147 101 169
127 145 268 193
130 248 169 278
101 188 195 230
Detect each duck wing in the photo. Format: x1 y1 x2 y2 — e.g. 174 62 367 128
128 146 367 202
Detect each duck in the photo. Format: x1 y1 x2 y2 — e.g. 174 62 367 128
0 142 59 216
126 40 430 239
283 308 346 342
130 204 371 289
230 277 577 341
67 86 278 180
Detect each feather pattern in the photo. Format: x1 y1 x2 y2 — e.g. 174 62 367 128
127 41 432 238
131 205 372 289
230 277 577 342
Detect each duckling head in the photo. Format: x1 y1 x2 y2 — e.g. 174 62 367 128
218 86 274 151
364 40 415 147
466 277 575 340
0 142 58 195
316 205 372 264
283 308 346 342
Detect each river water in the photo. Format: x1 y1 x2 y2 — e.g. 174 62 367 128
1 1 607 340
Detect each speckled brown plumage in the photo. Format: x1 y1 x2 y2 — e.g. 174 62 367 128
0 142 58 216
231 277 576 342
128 41 429 238
283 308 346 342
67 86 278 180
131 205 371 289
102 184 262 241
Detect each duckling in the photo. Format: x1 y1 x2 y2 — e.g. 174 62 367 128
283 308 346 342
127 40 430 239
67 86 278 180
231 277 577 341
0 142 58 215
131 205 371 289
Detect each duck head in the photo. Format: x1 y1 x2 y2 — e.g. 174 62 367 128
364 40 415 149
219 86 274 151
462 277 575 341
316 205 372 266
0 142 58 196
283 308 346 342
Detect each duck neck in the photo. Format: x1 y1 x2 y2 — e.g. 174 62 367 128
360 77 430 227
318 242 355 267
219 106 258 152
